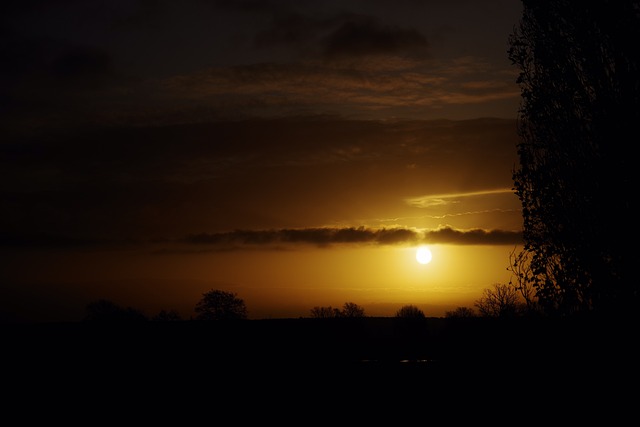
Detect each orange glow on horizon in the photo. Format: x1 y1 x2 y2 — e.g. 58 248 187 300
2 242 518 321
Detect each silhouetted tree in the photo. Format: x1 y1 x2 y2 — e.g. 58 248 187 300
395 305 425 318
507 246 543 316
341 302 366 317
152 309 182 321
310 302 365 318
444 307 476 318
194 290 247 321
83 299 148 323
474 283 523 318
310 306 341 318
508 0 637 315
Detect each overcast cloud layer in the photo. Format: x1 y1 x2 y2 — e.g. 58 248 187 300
1 0 521 131
1 1 523 252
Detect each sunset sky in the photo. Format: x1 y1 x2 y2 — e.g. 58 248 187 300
0 0 525 322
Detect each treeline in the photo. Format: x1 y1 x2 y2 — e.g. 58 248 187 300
82 282 534 323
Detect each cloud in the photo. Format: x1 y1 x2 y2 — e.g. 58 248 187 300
405 188 515 208
253 11 333 50
0 231 124 251
322 17 429 59
251 8 430 61
151 54 519 124
184 226 420 247
181 225 521 250
425 226 522 245
0 0 522 130
0 224 522 253
1 118 520 250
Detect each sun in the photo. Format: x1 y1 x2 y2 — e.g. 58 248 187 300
416 246 432 264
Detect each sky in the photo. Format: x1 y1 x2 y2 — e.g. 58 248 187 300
0 0 525 322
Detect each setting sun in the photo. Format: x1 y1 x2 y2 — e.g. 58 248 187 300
416 246 432 264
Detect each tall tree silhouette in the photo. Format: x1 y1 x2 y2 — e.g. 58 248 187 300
508 0 638 316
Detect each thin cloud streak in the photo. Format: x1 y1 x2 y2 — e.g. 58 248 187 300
372 207 522 223
404 188 515 208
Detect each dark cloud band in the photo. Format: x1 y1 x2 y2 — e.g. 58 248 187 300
185 225 522 247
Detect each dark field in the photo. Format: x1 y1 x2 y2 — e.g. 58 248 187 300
4 315 635 372
3 316 637 418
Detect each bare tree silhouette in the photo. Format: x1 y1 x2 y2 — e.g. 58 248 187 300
194 290 247 321
474 283 523 318
341 302 366 318
309 306 342 318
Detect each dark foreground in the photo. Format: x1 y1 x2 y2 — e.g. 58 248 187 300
2 316 637 420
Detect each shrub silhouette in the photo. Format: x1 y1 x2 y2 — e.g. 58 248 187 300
83 299 148 323
309 306 342 318
394 305 425 318
444 307 476 318
152 309 182 321
310 302 366 318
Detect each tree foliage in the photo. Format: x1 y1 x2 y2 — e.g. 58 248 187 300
310 306 341 318
194 290 248 321
444 306 476 319
83 299 148 323
507 246 542 316
310 302 366 318
340 302 366 318
152 309 182 322
508 0 638 316
394 304 425 318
